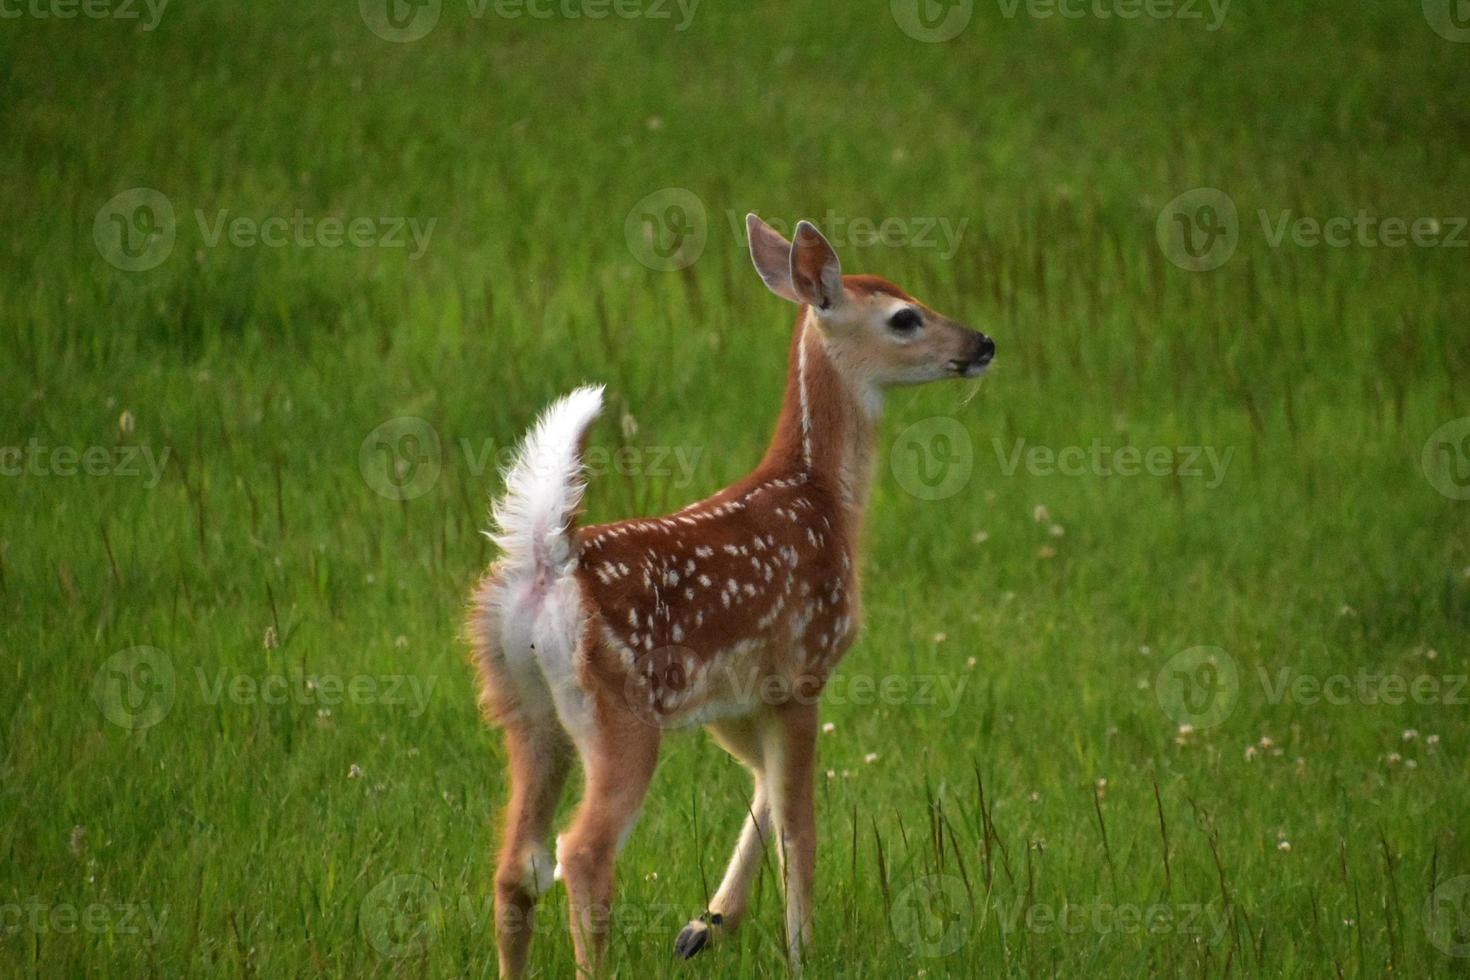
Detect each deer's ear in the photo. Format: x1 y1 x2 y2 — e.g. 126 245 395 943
789 220 844 312
746 214 802 304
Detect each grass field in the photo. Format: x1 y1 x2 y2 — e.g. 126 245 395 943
3 0 1469 976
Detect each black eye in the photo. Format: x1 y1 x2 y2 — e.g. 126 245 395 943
888 308 923 332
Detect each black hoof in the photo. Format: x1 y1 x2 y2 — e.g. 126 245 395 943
674 913 722 959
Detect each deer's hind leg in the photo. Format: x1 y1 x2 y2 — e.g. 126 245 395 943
556 687 662 976
470 575 575 980
493 712 573 979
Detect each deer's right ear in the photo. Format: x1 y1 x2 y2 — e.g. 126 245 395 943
746 214 802 304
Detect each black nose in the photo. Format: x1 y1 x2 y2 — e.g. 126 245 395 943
974 334 995 365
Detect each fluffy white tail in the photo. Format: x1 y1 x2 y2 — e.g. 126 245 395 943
488 385 606 580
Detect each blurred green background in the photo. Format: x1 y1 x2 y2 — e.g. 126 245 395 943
2 0 1468 976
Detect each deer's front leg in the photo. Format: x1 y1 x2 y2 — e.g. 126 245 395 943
676 715 772 958
764 698 819 968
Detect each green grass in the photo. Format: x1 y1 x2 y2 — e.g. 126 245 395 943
2 0 1469 976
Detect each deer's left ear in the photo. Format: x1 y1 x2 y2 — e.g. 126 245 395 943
790 220 844 312
747 214 803 304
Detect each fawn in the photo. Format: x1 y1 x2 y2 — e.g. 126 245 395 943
468 214 994 976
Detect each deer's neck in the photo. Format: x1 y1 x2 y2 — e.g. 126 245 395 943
757 309 882 518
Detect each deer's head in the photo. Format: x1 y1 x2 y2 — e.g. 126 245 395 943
747 213 994 391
